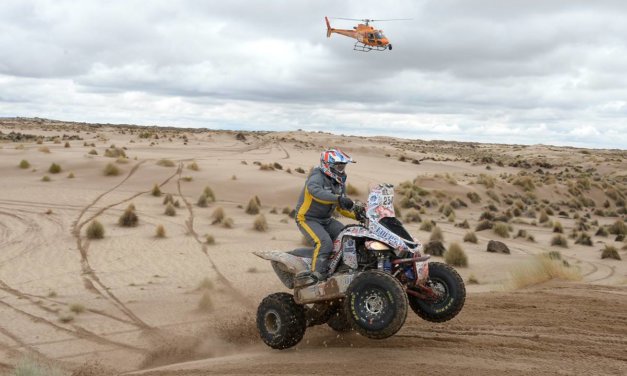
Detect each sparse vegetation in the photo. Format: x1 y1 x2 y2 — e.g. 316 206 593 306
12 357 64 376
69 303 85 314
41 175 51 182
164 203 176 216
205 234 216 244
404 208 422 223
88 149 98 155
151 184 162 196
553 221 563 233
198 291 214 312
245 197 260 214
86 220 105 239
468 274 479 284
509 253 581 289
419 220 433 232
118 204 139 227
19 159 30 169
551 234 568 248
188 161 200 171
212 207 225 224
156 159 175 167
103 163 120 176
155 224 166 238
493 222 510 238
197 194 208 207
253 214 268 231
49 163 62 174
463 231 478 243
222 217 234 228
444 243 468 267
430 226 444 242
466 192 481 204
203 186 216 202
67 172 75 178
104 147 126 158
601 245 621 260
575 232 593 246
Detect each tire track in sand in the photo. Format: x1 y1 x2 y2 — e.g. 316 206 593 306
175 164 253 309
71 161 178 330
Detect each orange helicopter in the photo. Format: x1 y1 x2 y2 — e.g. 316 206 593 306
325 17 411 52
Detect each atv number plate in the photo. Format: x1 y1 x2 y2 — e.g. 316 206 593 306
415 261 429 283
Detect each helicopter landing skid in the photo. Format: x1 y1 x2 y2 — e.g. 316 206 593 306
353 42 389 52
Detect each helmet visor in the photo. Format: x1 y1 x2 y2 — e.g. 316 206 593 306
332 163 347 173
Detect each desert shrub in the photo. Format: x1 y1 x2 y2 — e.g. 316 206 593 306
49 163 62 174
19 159 30 169
104 147 126 158
59 313 74 323
67 172 75 178
188 161 199 171
259 163 275 171
404 208 422 223
486 190 500 203
205 234 215 244
203 186 216 202
245 198 260 214
419 220 433 232
163 193 174 205
197 194 208 208
118 204 139 227
155 224 166 238
38 146 50 153
164 203 176 216
41 175 51 182
608 220 626 235
222 217 234 228
575 232 593 246
479 211 494 221
456 219 470 229
444 243 468 267
553 221 563 233
509 253 581 289
493 222 510 238
466 192 481 203
69 303 85 314
295 167 305 174
198 291 214 312
64 141 70 148
346 183 360 195
476 174 496 188
595 226 608 237
539 210 549 223
273 162 283 170
253 214 268 231
601 245 621 260
88 149 98 155
551 234 568 248
439 204 454 217
151 183 162 197
463 231 478 243
468 274 479 284
515 229 528 238
282 207 291 215
86 220 104 239
212 207 225 224
103 163 120 176
156 159 175 167
13 357 65 376
430 226 444 242
475 220 493 231
513 176 535 191
181 176 193 182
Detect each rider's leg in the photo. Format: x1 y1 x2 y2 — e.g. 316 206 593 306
326 219 345 241
297 219 333 278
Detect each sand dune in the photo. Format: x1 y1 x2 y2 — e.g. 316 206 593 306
0 118 625 375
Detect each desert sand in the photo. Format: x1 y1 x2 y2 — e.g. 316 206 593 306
0 117 625 375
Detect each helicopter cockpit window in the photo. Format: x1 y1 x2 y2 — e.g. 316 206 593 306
374 31 385 39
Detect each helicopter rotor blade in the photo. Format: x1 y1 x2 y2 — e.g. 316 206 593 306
330 17 366 21
368 18 413 22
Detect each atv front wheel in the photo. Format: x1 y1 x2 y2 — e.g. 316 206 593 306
344 270 408 339
408 262 466 322
257 292 306 349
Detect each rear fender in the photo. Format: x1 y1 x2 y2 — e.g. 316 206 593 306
253 251 310 274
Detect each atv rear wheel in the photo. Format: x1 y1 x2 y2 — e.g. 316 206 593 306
257 292 306 349
344 270 408 339
326 303 352 332
408 262 466 322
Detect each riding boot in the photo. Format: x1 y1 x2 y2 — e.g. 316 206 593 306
313 254 330 281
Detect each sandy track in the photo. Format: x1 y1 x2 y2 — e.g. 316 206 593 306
132 282 627 376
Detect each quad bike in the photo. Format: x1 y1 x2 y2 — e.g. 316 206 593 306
254 184 465 349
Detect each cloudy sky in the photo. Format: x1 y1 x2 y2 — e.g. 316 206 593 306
1 0 626 148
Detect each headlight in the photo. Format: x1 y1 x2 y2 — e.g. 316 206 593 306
365 240 391 251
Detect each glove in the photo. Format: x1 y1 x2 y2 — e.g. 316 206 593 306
338 196 354 210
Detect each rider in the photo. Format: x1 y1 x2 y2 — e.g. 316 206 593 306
295 149 356 281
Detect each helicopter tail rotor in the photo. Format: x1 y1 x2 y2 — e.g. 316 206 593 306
325 16 332 38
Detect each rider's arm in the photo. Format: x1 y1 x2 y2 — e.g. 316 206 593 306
336 207 356 220
306 172 339 204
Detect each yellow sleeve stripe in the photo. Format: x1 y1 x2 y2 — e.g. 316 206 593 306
336 207 356 220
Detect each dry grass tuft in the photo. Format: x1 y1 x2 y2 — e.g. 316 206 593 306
103 163 120 176
601 245 621 260
508 253 581 289
188 161 200 171
104 147 126 158
197 194 208 207
151 184 162 197
59 313 74 323
550 234 568 248
49 163 62 174
69 303 86 314
246 197 260 215
553 221 564 233
419 220 434 232
463 231 478 243
205 234 215 244
19 159 30 169
155 224 166 238
38 146 50 153
222 217 234 228
198 291 214 312
444 242 468 267
88 149 98 155
41 175 51 182
404 208 422 223
203 186 216 202
211 207 225 224
12 357 65 376
164 203 176 216
156 159 175 167
468 274 479 284
67 172 75 178
253 214 268 231
493 222 511 238
86 220 105 239
118 204 139 227
430 226 444 242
